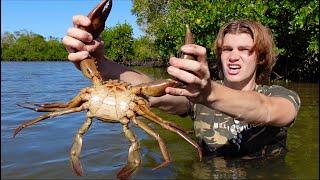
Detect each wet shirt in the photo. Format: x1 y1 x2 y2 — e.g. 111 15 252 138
191 81 301 158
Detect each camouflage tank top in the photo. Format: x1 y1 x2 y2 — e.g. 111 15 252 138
191 81 301 158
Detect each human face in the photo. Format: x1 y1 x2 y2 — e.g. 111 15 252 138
220 33 258 89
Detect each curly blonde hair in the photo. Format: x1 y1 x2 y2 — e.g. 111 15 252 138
214 19 277 83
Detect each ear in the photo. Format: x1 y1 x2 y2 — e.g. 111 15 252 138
258 53 266 65
258 59 264 65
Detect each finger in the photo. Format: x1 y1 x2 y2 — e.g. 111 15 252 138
85 39 104 53
95 37 104 42
65 46 76 54
165 87 195 97
62 36 86 52
167 66 201 84
67 27 93 43
68 51 89 62
95 37 105 46
169 57 202 75
72 15 91 28
181 44 207 63
169 56 211 80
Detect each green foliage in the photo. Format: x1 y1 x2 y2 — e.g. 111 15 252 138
1 23 158 65
132 35 160 61
101 23 134 63
1 30 68 61
100 22 160 65
132 0 319 81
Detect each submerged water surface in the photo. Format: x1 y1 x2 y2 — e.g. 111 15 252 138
1 62 319 179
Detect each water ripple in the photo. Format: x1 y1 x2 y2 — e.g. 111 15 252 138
2 62 318 180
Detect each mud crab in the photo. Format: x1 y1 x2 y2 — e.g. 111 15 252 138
13 0 202 179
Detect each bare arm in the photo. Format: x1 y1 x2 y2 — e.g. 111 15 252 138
204 82 298 126
166 44 298 126
95 56 151 85
149 95 190 115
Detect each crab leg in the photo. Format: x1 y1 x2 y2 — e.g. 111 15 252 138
13 105 87 138
17 88 90 112
70 116 93 176
139 101 186 132
131 115 171 170
117 117 141 179
17 103 67 112
133 100 203 161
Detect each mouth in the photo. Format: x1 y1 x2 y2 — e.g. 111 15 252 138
227 64 241 75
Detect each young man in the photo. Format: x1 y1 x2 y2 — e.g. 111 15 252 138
63 16 300 158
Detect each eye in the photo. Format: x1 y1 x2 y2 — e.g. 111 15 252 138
222 47 232 51
239 47 249 51
238 46 252 53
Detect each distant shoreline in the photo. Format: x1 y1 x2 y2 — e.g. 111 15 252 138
0 59 168 67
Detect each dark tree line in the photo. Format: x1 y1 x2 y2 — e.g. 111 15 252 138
1 25 161 66
1 30 68 61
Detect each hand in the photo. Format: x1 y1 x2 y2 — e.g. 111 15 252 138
62 15 105 69
165 44 212 104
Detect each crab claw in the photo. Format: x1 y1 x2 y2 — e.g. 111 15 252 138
182 24 196 60
84 0 113 38
131 79 184 97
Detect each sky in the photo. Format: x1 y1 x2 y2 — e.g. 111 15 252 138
1 0 144 39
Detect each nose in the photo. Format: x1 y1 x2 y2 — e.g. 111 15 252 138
229 50 240 62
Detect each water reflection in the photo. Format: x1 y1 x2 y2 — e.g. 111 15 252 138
189 156 292 179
